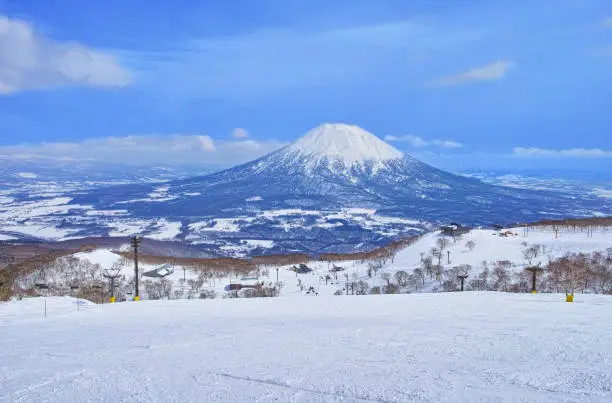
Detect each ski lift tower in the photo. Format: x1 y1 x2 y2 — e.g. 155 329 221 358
103 267 122 303
131 235 142 301
457 266 469 292
526 266 543 294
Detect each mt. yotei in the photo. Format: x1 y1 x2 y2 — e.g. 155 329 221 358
75 123 603 218
1 124 609 255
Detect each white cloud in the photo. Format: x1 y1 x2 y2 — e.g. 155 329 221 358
513 147 612 158
0 16 130 94
231 128 249 139
432 140 464 149
385 134 463 149
434 61 514 86
384 134 427 147
0 135 288 166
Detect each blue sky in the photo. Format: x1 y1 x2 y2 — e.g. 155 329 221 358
0 0 611 171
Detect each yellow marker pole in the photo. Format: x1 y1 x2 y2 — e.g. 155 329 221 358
566 294 573 303
133 296 140 301
109 296 116 303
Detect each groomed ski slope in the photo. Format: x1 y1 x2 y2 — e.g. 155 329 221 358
2 293 611 402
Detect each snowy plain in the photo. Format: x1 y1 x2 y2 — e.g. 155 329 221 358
1 293 611 402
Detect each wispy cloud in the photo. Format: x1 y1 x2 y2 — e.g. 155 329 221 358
431 140 464 149
513 147 612 158
0 16 130 94
385 135 428 147
0 135 287 166
126 20 476 100
433 61 514 86
231 128 249 139
385 134 463 149
603 17 612 28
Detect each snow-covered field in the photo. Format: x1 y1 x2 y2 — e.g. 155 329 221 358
1 293 611 402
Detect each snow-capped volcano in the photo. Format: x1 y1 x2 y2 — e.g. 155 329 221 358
57 123 609 254
252 123 414 178
282 123 403 171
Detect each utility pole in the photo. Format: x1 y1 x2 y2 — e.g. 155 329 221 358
276 267 279 283
447 250 451 264
526 266 543 294
457 274 468 291
103 267 122 303
131 236 142 301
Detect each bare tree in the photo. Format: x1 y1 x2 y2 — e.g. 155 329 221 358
383 283 400 294
433 264 443 284
394 270 409 287
412 268 425 286
492 260 512 291
465 240 476 252
468 278 485 291
478 261 490 290
422 256 434 279
436 237 449 252
523 244 541 265
430 247 442 266
355 280 369 295
547 253 588 296
368 260 383 277
442 279 458 292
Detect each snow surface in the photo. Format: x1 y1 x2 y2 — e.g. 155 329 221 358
387 226 612 272
189 218 243 233
85 209 129 216
2 293 611 402
16 172 37 179
107 220 151 237
592 188 612 199
284 123 403 169
73 249 123 269
147 220 182 241
1 223 76 240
